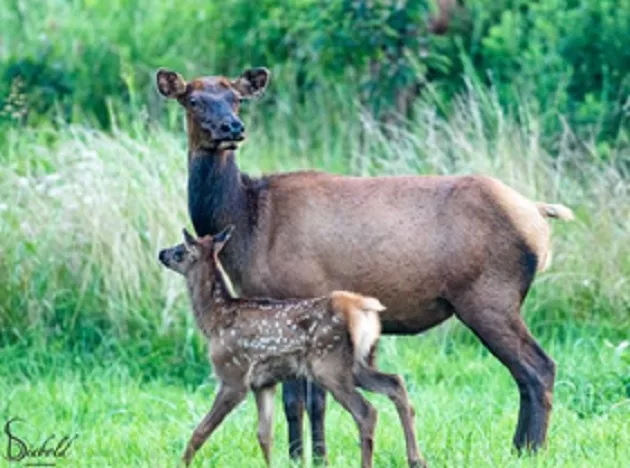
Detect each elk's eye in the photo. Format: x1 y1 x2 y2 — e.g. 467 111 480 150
189 97 199 108
173 251 183 262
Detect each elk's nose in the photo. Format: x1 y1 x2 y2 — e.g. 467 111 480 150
231 120 244 136
220 119 245 139
158 250 166 264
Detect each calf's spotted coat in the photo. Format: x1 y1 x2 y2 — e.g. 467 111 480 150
158 226 424 468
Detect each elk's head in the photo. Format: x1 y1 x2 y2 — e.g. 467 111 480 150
156 68 270 151
158 225 235 276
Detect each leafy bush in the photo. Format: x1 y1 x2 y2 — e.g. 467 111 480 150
0 0 628 145
465 0 630 146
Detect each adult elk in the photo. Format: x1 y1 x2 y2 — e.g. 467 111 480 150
156 67 574 462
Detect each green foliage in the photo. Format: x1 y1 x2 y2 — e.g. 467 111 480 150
277 1 441 116
1 0 627 144
1 56 73 124
465 0 630 143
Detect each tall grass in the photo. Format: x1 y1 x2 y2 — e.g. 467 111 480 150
1 86 628 353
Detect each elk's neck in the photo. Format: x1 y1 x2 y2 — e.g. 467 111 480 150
188 148 263 286
187 262 235 337
188 149 245 236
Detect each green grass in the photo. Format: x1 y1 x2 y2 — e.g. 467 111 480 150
1 324 628 467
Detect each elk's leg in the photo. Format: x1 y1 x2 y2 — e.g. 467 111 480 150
182 384 247 466
255 385 276 466
451 291 555 452
282 379 305 460
355 367 426 468
306 381 328 464
313 370 377 468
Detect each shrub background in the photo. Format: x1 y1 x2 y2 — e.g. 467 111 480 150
1 0 629 146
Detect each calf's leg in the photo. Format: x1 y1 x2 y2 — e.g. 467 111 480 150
255 386 276 466
355 367 425 467
182 384 248 466
312 369 377 468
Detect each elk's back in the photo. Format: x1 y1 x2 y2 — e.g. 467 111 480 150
240 172 550 331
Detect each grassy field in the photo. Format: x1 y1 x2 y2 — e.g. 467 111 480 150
1 88 628 466
2 324 629 467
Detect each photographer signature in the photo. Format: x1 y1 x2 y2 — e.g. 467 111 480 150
2 417 78 466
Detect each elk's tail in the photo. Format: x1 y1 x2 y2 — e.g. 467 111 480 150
330 290 385 364
536 203 575 221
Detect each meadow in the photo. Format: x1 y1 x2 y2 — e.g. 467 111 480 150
1 325 628 467
1 85 628 466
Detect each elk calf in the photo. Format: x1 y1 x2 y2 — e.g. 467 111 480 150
159 226 425 468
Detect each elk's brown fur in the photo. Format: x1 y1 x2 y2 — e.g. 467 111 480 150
159 227 424 468
156 67 574 458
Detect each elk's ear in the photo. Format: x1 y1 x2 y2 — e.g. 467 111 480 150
156 68 188 98
212 225 235 254
231 67 270 99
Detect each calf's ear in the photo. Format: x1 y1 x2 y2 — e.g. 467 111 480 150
182 228 201 258
182 228 198 248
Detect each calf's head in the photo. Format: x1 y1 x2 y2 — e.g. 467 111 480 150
158 225 235 276
156 67 270 150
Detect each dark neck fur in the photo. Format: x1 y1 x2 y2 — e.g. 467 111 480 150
187 148 266 287
188 149 245 236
